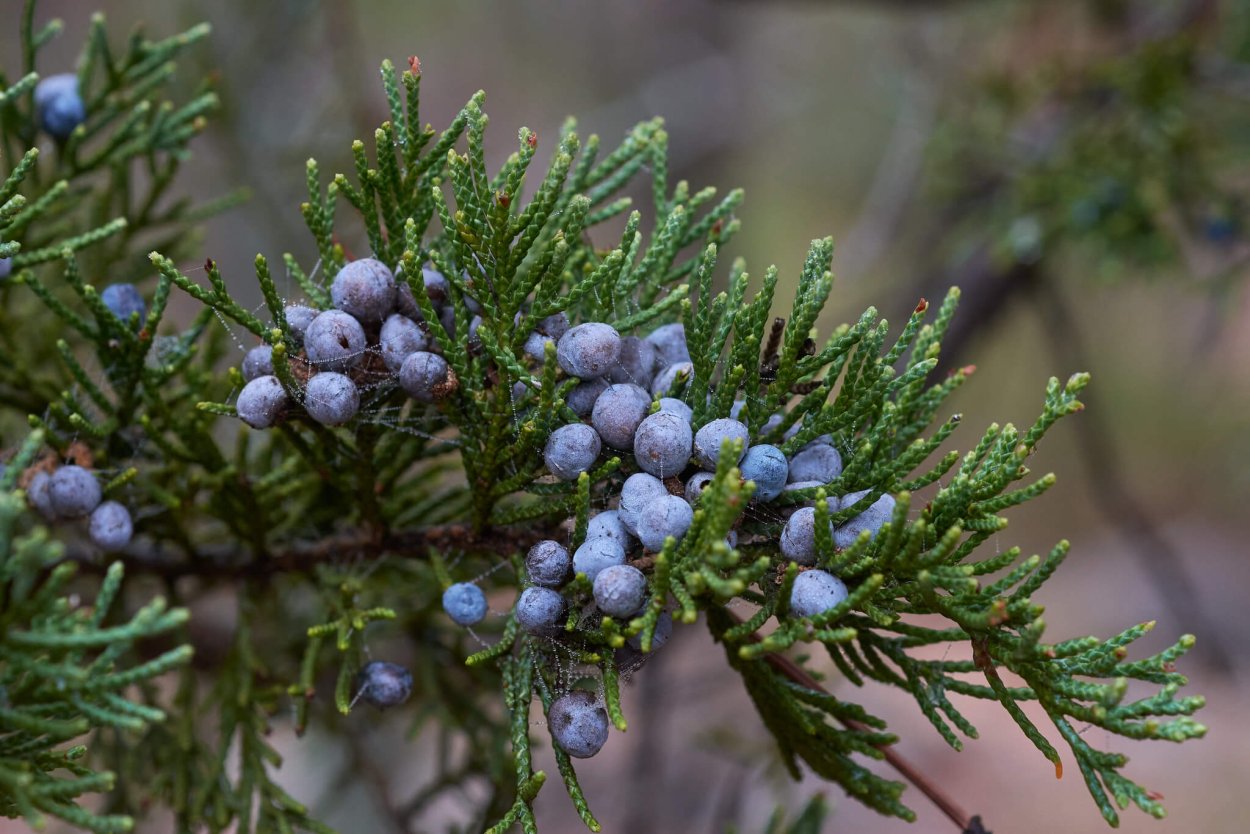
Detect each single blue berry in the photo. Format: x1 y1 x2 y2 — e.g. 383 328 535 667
399 351 455 403
591 383 651 450
421 267 450 305
443 582 488 626
548 690 609 758
556 322 621 380
537 311 569 340
304 372 359 425
740 444 788 501
524 330 554 362
380 313 429 373
607 336 658 388
355 660 412 709
618 472 667 535
100 283 146 325
694 418 749 471
626 610 673 652
593 564 647 618
658 397 692 422
26 470 57 520
242 345 274 382
779 503 836 565
650 361 693 398
516 586 565 634
586 510 633 549
527 540 572 587
684 471 715 505
566 377 609 418
237 375 288 428
645 322 690 366
787 443 843 484
48 465 101 519
636 494 694 551
89 501 133 551
543 423 601 481
35 74 85 139
573 537 626 582
633 410 692 478
0 257 12 280
789 569 849 619
331 258 396 324
834 490 896 548
284 304 318 344
305 310 368 371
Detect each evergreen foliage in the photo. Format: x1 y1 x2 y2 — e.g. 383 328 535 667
0 3 1206 832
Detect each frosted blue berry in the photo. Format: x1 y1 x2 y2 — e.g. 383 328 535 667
618 472 667 535
100 283 146 325
685 471 715 505
537 311 570 340
88 500 133 551
693 418 749 471
304 372 359 425
442 582 488 626
331 258 396 324
645 322 690 366
242 345 274 382
650 361 693 398
636 494 694 551
566 377 609 418
834 490 896 548
627 610 673 652
237 375 288 428
284 304 318 344
591 383 651 450
399 351 455 403
658 397 692 422
789 569 849 619
26 470 57 520
586 510 633 549
780 505 834 566
35 74 85 139
740 444 788 501
421 267 450 304
556 322 621 379
549 690 609 758
48 465 101 519
593 564 647 618
305 309 367 371
573 537 626 582
523 330 554 362
516 586 565 633
380 313 429 372
633 410 693 478
527 540 571 587
788 443 843 484
0 258 12 280
355 661 412 709
543 423 601 481
607 336 657 387
784 480 824 493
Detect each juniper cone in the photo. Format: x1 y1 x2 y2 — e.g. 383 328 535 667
593 564 647 618
543 423 601 480
548 690 610 759
355 661 413 708
566 377 609 417
591 383 651 449
48 465 101 518
787 443 843 484
636 494 694 551
88 501 133 551
536 311 570 340
693 418 750 470
585 510 633 548
645 321 691 365
684 471 716 505
526 540 572 587
556 322 621 379
303 372 359 426
283 304 318 344
607 336 658 387
442 582 488 626
304 309 368 371
26 470 57 520
420 266 450 304
241 345 274 382
739 444 788 501
789 569 850 619
650 360 693 397
633 410 693 477
331 257 397 323
379 313 429 372
780 506 829 566
627 610 674 652
34 73 85 139
236 375 288 428
100 283 146 324
399 351 453 403
572 537 626 582
0 257 11 280
617 471 668 534
657 396 693 421
515 586 565 634
834 490 897 548
523 330 553 362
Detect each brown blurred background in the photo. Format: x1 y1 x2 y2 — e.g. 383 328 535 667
5 0 1249 832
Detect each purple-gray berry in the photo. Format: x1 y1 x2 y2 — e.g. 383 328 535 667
566 378 609 418
524 330 554 362
740 444 788 501
237 375 288 429
537 312 569 340
685 471 715 505
26 471 57 520
399 351 454 403
331 258 396 324
442 582 488 626
789 569 849 619
88 501 133 551
780 506 827 566
556 322 621 380
618 472 667 535
0 258 12 280
586 510 633 549
694 418 749 471
421 267 450 305
593 564 647 618
380 313 429 372
543 423 601 481
35 74 85 139
788 443 843 484
633 410 693 478
356 661 412 709
527 540 572 587
305 310 368 371
591 383 651 450
834 490 896 548
607 336 657 388
636 494 694 551
548 690 609 758
100 283 146 325
650 361 693 398
304 372 359 425
516 586 565 633
48 465 101 519
242 345 274 382
645 322 690 366
284 304 318 344
573 537 626 582
658 397 692 422
627 610 673 652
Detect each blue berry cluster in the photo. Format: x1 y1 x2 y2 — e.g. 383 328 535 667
23 463 134 551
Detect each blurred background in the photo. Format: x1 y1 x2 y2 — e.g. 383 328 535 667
6 0 1249 831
